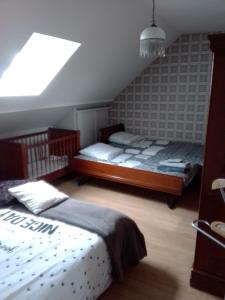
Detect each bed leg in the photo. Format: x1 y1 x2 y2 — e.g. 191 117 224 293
165 195 180 209
77 175 90 186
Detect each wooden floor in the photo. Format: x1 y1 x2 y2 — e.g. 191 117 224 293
55 176 220 300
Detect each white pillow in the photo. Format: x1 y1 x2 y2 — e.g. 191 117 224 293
108 131 143 145
80 143 123 161
8 180 68 214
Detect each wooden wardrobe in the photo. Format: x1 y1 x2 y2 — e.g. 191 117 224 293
190 33 225 298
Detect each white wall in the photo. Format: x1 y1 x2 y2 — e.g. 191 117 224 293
0 0 180 115
77 107 110 147
0 127 48 139
55 108 77 130
0 106 73 138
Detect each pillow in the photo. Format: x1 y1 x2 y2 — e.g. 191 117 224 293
0 179 34 207
80 143 123 161
108 131 143 145
8 180 68 214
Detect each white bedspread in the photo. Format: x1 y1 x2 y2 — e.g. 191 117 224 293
0 208 111 300
111 153 132 163
142 146 165 156
119 160 141 168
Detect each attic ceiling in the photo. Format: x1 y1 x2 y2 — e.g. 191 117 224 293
0 0 224 117
0 106 74 138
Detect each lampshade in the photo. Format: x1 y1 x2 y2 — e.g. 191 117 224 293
140 0 166 59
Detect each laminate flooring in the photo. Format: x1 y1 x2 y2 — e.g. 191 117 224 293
54 177 220 300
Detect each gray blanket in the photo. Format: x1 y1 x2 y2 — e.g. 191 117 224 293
40 198 147 281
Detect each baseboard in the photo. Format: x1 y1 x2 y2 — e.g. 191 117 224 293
190 269 225 298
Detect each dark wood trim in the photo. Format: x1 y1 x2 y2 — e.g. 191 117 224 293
0 141 28 180
48 127 80 141
209 33 225 54
0 129 80 181
190 269 225 298
191 33 225 298
39 167 69 182
3 131 48 141
100 123 125 143
165 195 180 209
71 158 184 196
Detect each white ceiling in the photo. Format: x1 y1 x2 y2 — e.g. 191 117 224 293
0 106 74 137
148 0 225 34
0 0 224 131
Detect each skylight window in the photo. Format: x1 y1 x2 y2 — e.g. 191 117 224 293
0 33 81 97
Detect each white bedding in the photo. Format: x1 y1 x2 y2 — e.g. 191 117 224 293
131 140 152 148
80 143 123 161
119 160 141 168
125 148 141 155
0 208 112 300
142 146 165 156
108 131 143 145
111 153 132 163
8 181 68 214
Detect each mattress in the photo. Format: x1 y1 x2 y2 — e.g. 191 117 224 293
0 208 112 300
75 140 203 187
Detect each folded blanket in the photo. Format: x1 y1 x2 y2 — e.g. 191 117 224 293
158 160 191 173
155 140 169 146
157 165 190 173
12 198 147 282
125 148 141 155
142 146 165 156
164 158 183 163
119 160 141 168
111 153 132 163
134 154 150 160
40 199 147 282
159 161 190 168
131 140 152 149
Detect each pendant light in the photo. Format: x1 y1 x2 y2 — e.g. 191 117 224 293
140 0 166 59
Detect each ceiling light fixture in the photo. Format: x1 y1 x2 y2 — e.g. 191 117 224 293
140 0 166 59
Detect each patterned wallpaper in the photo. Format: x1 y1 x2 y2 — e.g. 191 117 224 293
110 33 213 144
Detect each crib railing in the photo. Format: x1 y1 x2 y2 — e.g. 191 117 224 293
5 131 48 146
0 128 80 181
27 134 79 179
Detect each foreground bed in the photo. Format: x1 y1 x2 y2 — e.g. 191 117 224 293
71 124 203 208
0 180 146 300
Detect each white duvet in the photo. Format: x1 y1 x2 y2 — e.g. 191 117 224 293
0 208 112 300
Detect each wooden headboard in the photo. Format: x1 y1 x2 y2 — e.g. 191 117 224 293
99 123 125 143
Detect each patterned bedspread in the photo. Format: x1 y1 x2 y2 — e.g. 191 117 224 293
109 140 203 166
76 140 203 186
0 208 111 300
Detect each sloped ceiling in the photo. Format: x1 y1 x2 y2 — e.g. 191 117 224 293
0 106 74 138
0 0 224 133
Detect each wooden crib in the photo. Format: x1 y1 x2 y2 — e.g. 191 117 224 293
0 128 80 181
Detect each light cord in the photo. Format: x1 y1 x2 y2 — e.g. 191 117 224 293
152 0 156 26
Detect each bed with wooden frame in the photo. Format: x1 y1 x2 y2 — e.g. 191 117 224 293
70 123 202 208
0 179 146 300
0 128 80 182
